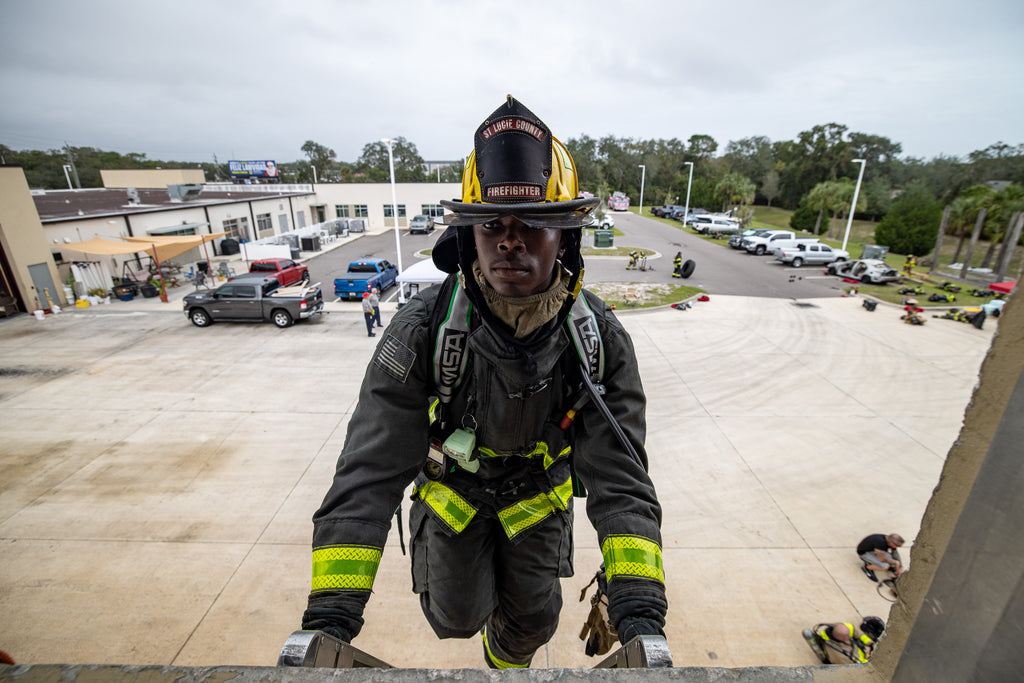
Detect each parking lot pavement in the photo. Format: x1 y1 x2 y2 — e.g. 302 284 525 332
0 292 995 669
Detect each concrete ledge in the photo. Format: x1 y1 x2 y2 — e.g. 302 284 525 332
1 664 848 682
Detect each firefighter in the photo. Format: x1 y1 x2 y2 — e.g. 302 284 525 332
804 617 885 664
672 252 683 278
627 249 640 270
301 96 666 669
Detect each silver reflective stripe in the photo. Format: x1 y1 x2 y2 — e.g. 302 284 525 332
433 281 472 403
566 294 604 382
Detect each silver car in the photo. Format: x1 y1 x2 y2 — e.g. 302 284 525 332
827 259 900 284
409 215 435 234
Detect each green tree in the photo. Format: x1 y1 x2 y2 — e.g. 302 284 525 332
301 140 337 182
687 134 718 161
874 182 942 256
714 172 755 213
789 199 817 233
355 137 426 182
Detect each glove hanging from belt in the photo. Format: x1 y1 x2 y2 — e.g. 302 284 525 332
578 566 617 656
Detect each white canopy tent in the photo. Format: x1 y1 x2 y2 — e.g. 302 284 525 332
395 258 447 301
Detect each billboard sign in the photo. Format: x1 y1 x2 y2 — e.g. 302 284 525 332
228 160 278 179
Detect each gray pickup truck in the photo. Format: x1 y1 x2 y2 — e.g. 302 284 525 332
183 275 324 328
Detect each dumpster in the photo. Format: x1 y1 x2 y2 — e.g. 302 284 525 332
594 229 615 248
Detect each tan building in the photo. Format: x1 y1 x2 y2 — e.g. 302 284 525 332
0 166 459 316
0 167 68 314
100 168 206 189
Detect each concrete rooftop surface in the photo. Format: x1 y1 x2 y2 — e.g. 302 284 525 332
0 278 996 672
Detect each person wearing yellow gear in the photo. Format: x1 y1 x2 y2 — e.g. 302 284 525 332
672 252 682 278
627 249 640 270
302 96 666 669
804 617 885 664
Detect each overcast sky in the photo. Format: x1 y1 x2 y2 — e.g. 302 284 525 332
1 0 1021 167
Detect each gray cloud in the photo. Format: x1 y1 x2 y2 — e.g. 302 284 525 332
1 0 1021 163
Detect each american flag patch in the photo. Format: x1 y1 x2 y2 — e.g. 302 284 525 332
373 334 416 383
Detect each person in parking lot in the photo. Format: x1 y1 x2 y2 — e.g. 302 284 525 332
361 291 376 337
302 95 666 669
857 533 904 581
368 287 382 327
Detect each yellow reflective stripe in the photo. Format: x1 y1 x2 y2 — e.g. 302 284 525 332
602 535 665 583
497 474 572 539
482 625 529 669
311 545 382 593
478 442 546 461
418 480 477 533
475 442 570 470
544 445 572 470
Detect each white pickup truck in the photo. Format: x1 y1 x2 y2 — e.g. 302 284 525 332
775 242 849 267
742 229 795 255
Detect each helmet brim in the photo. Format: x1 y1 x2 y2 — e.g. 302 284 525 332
440 196 600 229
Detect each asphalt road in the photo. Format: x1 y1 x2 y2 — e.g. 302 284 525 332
303 213 852 303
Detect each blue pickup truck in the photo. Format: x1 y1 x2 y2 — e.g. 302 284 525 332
334 258 399 300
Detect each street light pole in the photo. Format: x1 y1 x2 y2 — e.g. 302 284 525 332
638 165 646 216
62 164 74 190
311 164 317 184
842 159 866 253
382 138 405 303
682 161 694 226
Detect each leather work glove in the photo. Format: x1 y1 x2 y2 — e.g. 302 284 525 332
578 567 617 656
579 596 617 656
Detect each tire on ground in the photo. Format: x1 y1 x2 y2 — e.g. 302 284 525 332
680 259 696 279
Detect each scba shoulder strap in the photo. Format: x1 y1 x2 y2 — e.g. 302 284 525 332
431 277 604 407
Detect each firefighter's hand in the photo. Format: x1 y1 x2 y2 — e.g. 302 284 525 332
615 616 664 645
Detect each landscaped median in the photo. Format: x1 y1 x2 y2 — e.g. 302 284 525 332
586 282 704 310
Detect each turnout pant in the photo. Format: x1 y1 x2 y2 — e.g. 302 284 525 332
409 498 573 667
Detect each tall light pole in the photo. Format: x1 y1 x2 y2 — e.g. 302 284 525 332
682 161 694 225
638 165 646 216
311 164 317 184
62 164 74 190
842 159 866 253
381 138 405 302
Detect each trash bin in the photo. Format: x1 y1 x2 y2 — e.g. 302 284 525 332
290 247 301 260
594 229 614 248
140 284 159 298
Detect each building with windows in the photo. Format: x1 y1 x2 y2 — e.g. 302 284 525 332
0 166 460 317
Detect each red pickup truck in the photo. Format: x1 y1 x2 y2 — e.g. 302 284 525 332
242 258 310 287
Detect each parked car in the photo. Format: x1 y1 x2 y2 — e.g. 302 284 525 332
653 204 684 218
730 228 771 250
409 215 435 234
239 258 310 287
692 216 742 235
677 207 710 222
334 258 399 300
183 276 324 328
775 243 849 267
591 213 615 228
827 259 901 284
742 230 795 255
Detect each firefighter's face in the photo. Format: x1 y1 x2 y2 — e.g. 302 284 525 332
473 216 565 297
